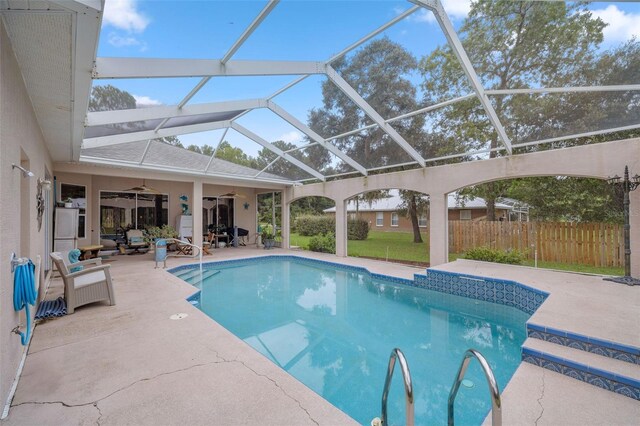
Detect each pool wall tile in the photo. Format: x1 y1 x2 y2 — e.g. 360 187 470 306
521 348 640 400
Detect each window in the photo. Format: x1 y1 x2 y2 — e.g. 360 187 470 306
391 212 399 227
60 183 86 238
460 210 472 220
99 191 168 238
376 212 383 226
418 214 427 227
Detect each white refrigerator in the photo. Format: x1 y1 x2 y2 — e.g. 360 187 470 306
54 208 79 252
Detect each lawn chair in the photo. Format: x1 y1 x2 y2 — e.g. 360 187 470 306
125 229 149 254
50 252 116 314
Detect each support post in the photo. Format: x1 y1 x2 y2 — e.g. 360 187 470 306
281 189 291 249
631 189 640 278
429 192 449 267
335 199 348 257
192 180 203 250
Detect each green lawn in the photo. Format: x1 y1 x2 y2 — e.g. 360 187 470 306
290 230 623 275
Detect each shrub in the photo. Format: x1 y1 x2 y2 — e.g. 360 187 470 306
347 218 369 240
464 246 525 265
308 233 336 254
295 215 335 236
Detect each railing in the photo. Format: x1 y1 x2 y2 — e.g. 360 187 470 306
448 349 501 426
156 238 203 286
380 348 414 426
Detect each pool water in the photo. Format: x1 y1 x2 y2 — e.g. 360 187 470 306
175 257 529 425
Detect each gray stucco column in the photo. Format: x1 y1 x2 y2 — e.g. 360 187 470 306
429 192 449 267
281 190 290 249
335 199 348 257
192 179 203 250
631 189 640 278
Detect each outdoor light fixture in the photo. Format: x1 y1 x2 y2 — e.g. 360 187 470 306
604 166 640 286
12 164 34 178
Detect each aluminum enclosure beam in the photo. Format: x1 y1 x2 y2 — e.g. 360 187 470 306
325 64 426 167
221 0 279 64
86 99 265 126
94 58 326 79
485 84 640 95
231 122 326 181
267 101 368 176
83 120 232 149
411 0 513 155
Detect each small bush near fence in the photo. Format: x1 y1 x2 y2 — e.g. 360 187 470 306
295 215 335 236
309 233 336 254
464 246 525 265
348 218 369 240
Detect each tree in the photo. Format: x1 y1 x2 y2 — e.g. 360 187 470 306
89 84 184 148
309 37 430 242
214 141 254 167
420 1 607 219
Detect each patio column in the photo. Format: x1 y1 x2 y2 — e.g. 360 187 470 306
631 189 640 278
281 189 290 249
335 199 348 257
429 192 449 267
192 179 203 250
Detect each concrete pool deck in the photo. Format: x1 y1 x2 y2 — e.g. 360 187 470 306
2 249 639 425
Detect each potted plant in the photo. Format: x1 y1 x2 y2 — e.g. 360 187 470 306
64 197 73 208
261 224 276 249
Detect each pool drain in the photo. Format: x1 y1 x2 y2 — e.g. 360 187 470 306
169 313 188 320
461 379 474 388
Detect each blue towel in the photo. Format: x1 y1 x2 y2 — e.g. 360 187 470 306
68 249 83 273
35 297 67 320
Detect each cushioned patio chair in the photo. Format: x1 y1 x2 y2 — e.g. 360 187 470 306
125 229 149 254
50 252 116 314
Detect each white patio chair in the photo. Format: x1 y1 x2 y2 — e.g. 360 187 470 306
50 252 116 314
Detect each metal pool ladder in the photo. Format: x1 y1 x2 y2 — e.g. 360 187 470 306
377 348 414 426
448 349 502 426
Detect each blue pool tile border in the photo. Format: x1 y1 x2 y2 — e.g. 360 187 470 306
522 347 640 400
527 323 640 365
413 269 549 315
168 255 548 316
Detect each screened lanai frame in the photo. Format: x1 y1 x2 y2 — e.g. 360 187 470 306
83 0 640 184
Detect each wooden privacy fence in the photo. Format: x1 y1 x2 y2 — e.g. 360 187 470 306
448 221 624 267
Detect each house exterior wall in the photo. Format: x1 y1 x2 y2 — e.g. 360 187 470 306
0 20 54 409
50 173 262 246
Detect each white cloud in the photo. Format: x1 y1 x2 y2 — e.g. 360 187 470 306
107 33 148 51
103 0 149 33
591 5 640 44
133 95 162 108
279 131 303 144
406 0 471 23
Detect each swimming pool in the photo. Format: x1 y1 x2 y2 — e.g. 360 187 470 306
172 256 534 425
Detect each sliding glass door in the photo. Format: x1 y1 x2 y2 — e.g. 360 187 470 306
100 191 168 241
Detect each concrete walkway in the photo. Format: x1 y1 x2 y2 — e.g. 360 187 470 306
2 251 639 425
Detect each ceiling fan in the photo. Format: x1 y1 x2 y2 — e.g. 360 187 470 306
123 179 161 194
217 190 246 199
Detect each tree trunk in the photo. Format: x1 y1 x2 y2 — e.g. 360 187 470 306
409 194 423 243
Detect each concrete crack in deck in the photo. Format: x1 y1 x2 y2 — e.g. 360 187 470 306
11 360 222 413
94 402 103 426
232 358 320 426
534 369 546 426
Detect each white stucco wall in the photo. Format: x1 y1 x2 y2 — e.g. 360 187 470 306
0 20 54 408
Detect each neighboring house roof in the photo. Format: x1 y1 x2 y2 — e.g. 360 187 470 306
323 190 513 213
81 140 289 182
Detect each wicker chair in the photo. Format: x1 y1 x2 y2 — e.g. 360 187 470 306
50 252 116 314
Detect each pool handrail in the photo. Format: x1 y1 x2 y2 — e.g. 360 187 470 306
381 348 414 426
448 349 502 426
158 238 203 286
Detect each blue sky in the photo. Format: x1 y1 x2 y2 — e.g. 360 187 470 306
96 0 640 158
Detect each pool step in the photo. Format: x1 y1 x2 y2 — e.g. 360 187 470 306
182 269 220 286
522 338 640 400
